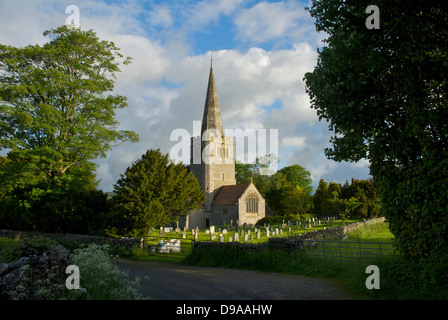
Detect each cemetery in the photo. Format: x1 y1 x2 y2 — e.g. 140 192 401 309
134 217 391 262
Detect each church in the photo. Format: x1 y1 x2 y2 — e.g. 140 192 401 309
179 61 270 230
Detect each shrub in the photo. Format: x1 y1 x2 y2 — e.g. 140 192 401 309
0 235 58 263
69 244 149 300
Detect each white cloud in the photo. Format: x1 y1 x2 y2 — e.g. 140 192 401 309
234 0 310 44
282 136 306 147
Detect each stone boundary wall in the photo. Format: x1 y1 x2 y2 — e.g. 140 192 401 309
194 217 386 253
0 229 141 249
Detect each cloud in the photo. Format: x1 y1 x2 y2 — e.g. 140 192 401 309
234 0 313 46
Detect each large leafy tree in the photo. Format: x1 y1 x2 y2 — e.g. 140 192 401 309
279 164 313 195
0 25 138 189
110 149 205 237
304 1 448 258
0 25 138 232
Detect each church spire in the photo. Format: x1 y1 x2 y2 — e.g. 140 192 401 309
201 57 223 137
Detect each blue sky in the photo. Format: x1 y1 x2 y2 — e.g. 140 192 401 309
0 0 372 191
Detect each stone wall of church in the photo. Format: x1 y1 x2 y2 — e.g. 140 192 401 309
211 204 239 227
238 184 266 226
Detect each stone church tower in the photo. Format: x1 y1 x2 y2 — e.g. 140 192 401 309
189 61 236 211
180 60 269 230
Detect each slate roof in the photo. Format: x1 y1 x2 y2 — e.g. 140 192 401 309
212 184 249 205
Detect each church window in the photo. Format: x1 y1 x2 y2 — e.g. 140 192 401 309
223 207 228 214
246 194 258 213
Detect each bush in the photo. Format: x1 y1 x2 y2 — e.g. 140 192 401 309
0 235 58 263
69 244 149 300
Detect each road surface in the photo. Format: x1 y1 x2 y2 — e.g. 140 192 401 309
118 259 364 300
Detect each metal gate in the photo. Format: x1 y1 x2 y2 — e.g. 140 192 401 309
297 239 395 262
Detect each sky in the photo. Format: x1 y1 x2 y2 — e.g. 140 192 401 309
0 0 371 192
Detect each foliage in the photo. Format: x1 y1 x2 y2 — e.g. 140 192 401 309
340 178 381 219
7 243 149 300
0 186 112 234
329 196 361 223
0 235 58 263
236 158 313 216
0 25 138 233
304 0 448 258
313 179 340 216
109 149 205 237
69 244 148 300
0 25 138 188
279 164 313 195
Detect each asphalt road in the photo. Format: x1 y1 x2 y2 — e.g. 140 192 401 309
118 259 363 300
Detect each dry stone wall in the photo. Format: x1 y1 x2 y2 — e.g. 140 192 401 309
194 217 386 253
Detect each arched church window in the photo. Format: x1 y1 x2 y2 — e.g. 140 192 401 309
246 194 258 213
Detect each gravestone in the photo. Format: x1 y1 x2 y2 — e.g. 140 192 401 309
210 225 215 234
257 231 261 239
219 234 224 242
222 229 227 234
234 233 239 242
244 234 249 242
210 234 217 241
182 232 186 239
266 229 270 237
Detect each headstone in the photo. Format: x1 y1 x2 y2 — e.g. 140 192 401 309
257 231 261 239
210 234 217 241
205 230 210 234
194 232 198 240
219 234 224 242
250 234 254 241
275 228 279 235
222 229 227 234
234 233 239 242
244 234 249 242
175 227 180 233
266 229 270 237
228 237 232 243
182 232 186 239
210 225 215 234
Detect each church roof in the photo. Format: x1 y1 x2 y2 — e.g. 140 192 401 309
212 184 249 205
201 62 224 137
